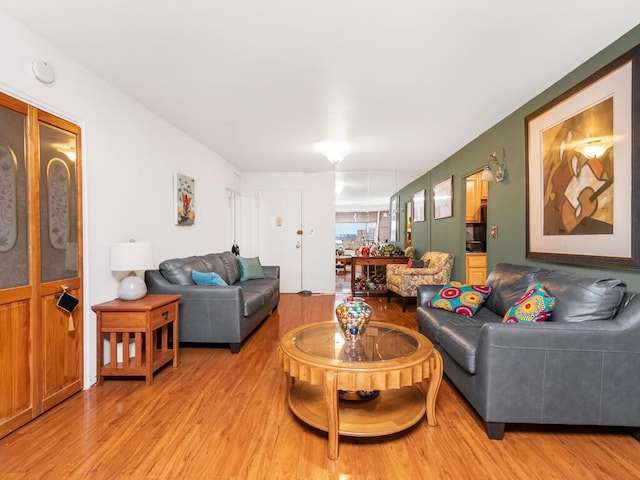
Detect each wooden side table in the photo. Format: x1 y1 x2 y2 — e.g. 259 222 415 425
92 294 181 385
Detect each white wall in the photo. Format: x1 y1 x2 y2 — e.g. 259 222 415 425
0 11 240 387
241 172 336 294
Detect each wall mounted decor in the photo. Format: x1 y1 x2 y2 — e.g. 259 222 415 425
174 173 195 226
389 195 398 242
526 47 640 268
432 176 453 220
412 190 425 222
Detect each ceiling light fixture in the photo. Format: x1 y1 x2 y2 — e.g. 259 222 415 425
315 140 351 165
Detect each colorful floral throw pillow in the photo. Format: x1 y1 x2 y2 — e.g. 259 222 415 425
503 284 556 323
427 281 492 317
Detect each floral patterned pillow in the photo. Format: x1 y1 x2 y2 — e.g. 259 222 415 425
503 284 556 323
428 281 492 317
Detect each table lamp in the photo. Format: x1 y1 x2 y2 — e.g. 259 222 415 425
110 240 153 300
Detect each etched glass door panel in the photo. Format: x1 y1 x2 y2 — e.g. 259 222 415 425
0 105 28 289
38 114 83 412
39 123 78 283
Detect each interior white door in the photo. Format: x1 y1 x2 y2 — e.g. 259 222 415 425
257 190 302 293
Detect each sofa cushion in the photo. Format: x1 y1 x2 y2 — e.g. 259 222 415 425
243 290 264 317
219 251 241 285
201 253 232 284
484 263 542 316
240 278 278 304
502 284 555 323
428 282 492 317
238 256 265 281
159 256 209 285
532 270 626 322
191 270 228 286
438 325 482 374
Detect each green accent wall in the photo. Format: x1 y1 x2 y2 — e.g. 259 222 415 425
393 24 640 290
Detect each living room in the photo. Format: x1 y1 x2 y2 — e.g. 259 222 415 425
1 2 640 478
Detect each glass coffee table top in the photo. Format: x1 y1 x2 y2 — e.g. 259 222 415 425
292 322 420 364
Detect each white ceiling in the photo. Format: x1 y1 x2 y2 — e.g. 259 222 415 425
2 1 640 211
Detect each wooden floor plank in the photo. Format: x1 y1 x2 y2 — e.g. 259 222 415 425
1 278 639 479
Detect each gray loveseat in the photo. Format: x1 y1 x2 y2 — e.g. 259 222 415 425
417 262 640 440
145 251 279 353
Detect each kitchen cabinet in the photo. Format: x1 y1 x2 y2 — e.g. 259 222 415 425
466 177 482 223
466 176 488 223
466 254 487 284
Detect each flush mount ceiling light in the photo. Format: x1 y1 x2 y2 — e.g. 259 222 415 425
315 140 351 165
32 59 55 84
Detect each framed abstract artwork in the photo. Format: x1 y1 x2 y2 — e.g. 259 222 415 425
174 173 195 226
432 176 453 220
525 47 640 268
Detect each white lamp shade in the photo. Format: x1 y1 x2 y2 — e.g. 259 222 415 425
110 241 154 271
481 166 495 182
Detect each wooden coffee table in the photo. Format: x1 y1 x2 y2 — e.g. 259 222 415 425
278 321 443 459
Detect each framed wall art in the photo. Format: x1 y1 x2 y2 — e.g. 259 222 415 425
432 176 453 220
389 194 398 242
525 47 640 268
412 190 425 222
174 172 195 226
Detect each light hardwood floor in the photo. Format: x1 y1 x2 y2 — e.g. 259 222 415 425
1 275 639 479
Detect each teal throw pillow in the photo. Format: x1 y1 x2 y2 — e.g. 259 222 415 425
238 256 265 281
191 270 228 286
503 284 556 323
427 281 492 317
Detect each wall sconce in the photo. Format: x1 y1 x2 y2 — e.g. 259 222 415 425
481 152 505 182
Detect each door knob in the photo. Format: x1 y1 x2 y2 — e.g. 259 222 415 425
296 242 301 249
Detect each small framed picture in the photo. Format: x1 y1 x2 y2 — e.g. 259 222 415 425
433 176 453 219
412 190 425 222
174 173 195 226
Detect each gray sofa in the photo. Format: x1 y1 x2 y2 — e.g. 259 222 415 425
417 262 640 440
145 251 279 353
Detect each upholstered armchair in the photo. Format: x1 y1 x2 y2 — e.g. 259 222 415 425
386 251 454 311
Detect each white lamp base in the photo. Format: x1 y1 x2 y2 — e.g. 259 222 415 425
117 275 147 301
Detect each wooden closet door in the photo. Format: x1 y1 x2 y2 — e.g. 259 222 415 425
0 95 83 439
0 97 33 438
36 111 83 412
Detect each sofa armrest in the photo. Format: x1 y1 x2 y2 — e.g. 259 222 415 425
417 285 442 308
263 265 280 279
